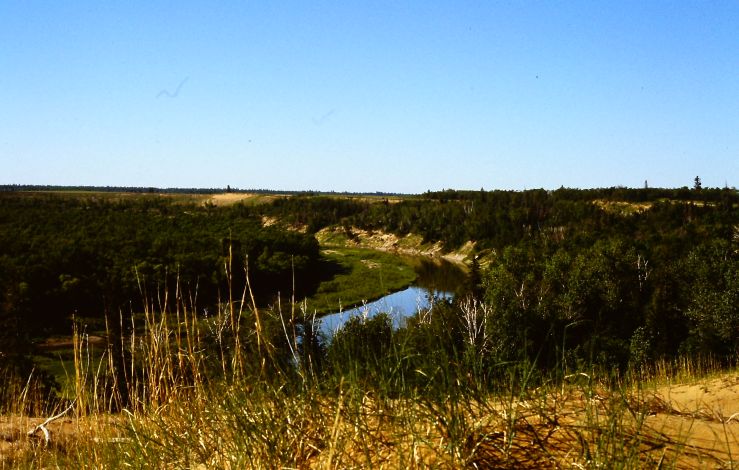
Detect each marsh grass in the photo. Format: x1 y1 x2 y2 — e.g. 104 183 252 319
1 273 737 469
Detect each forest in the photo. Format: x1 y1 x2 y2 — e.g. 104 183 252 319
0 192 320 342
1 186 737 376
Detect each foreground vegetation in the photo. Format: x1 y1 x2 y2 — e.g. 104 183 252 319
1 288 737 468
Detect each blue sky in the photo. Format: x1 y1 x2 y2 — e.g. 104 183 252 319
1 1 737 193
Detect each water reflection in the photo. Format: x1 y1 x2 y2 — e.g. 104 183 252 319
405 256 468 293
319 257 466 338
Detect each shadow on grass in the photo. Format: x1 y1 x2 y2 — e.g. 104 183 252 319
295 257 351 300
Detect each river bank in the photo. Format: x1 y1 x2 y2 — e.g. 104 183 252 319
302 232 470 318
316 226 476 265
302 247 417 315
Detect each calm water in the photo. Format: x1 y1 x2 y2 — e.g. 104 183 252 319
319 286 452 336
319 257 467 337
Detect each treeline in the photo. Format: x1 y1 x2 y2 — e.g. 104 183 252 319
0 193 320 343
0 184 407 197
254 186 738 250
0 184 226 194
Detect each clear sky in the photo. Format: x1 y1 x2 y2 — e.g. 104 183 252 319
1 1 737 193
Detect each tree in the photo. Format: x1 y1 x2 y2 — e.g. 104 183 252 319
682 241 738 356
694 176 702 191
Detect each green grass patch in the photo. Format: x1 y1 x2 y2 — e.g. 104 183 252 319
33 352 77 398
303 247 416 315
33 342 109 400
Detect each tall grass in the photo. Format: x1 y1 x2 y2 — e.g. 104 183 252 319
1 268 737 469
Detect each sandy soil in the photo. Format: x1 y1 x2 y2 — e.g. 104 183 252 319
206 193 281 206
0 413 123 466
461 374 739 468
317 226 474 265
647 375 739 467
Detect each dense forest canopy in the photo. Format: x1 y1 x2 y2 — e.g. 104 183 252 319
1 186 737 374
0 192 320 339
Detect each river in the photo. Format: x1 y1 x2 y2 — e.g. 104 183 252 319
319 257 468 337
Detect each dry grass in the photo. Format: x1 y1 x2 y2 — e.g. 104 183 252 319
2 366 737 469
206 193 282 207
592 199 653 215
